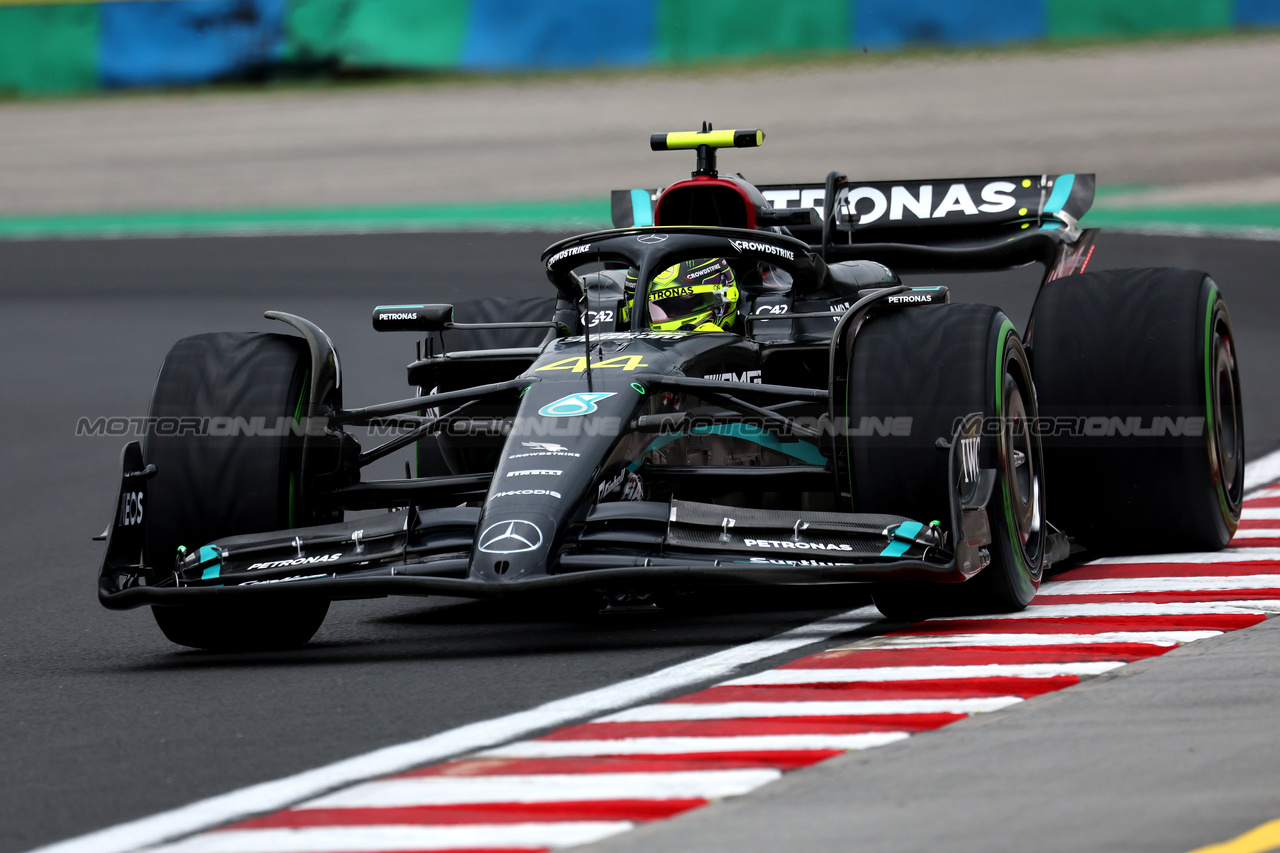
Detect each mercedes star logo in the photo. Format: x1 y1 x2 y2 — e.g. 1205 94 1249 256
478 520 544 554
637 233 669 244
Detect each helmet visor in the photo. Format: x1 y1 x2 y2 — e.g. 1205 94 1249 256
649 288 727 322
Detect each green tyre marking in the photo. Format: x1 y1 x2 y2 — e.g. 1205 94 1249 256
994 317 1038 594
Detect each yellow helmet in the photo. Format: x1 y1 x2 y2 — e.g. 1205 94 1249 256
624 258 739 332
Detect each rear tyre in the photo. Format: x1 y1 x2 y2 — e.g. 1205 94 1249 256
145 333 330 651
845 304 1046 619
1029 268 1243 553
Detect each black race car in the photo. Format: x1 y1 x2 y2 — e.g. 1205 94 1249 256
98 128 1245 650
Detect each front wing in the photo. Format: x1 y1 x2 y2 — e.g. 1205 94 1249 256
98 416 1002 609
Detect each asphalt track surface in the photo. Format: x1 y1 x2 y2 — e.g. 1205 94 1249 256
1 230 1278 853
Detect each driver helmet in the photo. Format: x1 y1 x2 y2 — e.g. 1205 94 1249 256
623 258 739 332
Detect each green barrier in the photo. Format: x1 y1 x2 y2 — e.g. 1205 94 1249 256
655 0 849 62
287 0 470 68
0 4 98 96
1046 0 1233 39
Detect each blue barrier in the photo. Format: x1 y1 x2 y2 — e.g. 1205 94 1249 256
461 0 655 70
1236 0 1280 22
100 0 286 88
856 0 1045 49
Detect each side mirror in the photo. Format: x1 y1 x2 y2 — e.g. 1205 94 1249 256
372 304 454 332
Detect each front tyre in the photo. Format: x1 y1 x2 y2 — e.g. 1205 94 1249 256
845 304 1046 618
144 333 330 651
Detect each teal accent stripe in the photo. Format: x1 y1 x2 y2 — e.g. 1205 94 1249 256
879 520 923 558
631 189 654 227
1043 174 1075 215
376 304 427 310
198 544 221 581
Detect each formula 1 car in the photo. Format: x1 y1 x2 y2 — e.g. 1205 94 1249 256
98 127 1245 650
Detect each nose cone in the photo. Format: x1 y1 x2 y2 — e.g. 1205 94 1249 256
466 377 649 583
471 512 558 581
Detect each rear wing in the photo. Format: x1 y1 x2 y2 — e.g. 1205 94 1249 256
758 173 1093 235
612 173 1096 276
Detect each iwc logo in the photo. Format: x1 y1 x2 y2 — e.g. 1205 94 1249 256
477 520 544 554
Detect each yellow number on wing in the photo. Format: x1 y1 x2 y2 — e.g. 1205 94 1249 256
536 355 649 373
536 357 589 372
594 356 649 371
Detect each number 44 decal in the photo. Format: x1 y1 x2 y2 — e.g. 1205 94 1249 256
536 356 648 373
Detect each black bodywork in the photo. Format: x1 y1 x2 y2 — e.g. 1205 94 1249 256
99 167 1096 610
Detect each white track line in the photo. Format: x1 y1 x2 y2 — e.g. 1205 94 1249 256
933 602 1271 618
300 769 781 808
1086 548 1280 565
1033 601 1279 614
855 631 1221 649
728 663 1124 685
1040 576 1280 596
1243 508 1280 520
1234 528 1280 538
27 608 880 853
600 698 1023 723
1249 485 1280 500
144 822 634 853
1244 448 1280 493
481 733 911 758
